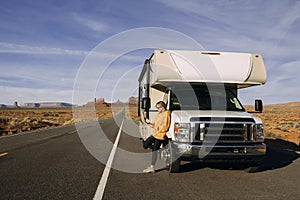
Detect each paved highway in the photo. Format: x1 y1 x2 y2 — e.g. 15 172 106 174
0 112 299 200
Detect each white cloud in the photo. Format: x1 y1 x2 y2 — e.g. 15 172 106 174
271 61 300 85
156 0 300 104
0 60 78 106
268 1 300 39
73 60 143 104
1 1 299 105
239 60 300 104
0 42 89 56
157 1 300 56
0 86 73 105
72 14 109 33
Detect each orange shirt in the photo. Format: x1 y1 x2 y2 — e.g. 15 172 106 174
152 110 171 140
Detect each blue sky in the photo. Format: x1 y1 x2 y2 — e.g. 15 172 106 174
0 0 299 105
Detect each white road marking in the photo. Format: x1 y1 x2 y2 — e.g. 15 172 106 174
93 118 124 200
0 152 8 157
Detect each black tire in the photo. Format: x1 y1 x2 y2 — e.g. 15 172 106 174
169 158 180 173
168 141 180 173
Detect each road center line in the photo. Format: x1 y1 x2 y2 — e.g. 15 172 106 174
67 130 77 134
0 152 9 157
93 118 124 200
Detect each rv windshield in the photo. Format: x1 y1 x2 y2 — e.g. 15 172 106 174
170 86 245 111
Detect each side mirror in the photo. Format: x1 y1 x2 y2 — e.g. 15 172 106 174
255 99 263 113
142 97 151 109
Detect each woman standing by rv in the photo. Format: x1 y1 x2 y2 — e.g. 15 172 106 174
143 101 171 173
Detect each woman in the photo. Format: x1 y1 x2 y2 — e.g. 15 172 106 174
143 101 171 173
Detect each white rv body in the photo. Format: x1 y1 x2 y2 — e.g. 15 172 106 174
138 50 267 172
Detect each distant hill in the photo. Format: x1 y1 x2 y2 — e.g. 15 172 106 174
265 101 300 107
23 102 73 108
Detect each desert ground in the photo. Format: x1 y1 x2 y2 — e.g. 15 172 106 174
0 104 110 135
246 102 300 146
0 103 299 146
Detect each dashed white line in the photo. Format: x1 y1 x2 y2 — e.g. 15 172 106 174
93 118 124 200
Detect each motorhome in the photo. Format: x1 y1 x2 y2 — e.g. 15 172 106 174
138 50 267 172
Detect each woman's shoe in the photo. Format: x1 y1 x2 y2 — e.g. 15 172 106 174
143 166 155 173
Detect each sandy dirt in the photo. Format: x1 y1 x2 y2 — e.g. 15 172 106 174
1 103 299 146
246 102 300 146
0 104 113 135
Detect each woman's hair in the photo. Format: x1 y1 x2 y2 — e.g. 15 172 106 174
156 101 167 109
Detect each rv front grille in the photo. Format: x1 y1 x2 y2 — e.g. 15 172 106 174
193 117 255 143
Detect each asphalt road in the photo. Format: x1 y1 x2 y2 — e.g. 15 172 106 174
0 112 299 200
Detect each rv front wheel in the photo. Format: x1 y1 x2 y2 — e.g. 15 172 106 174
168 141 180 173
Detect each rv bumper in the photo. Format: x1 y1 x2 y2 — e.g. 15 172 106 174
172 142 266 163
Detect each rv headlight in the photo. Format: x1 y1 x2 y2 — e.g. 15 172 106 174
174 123 190 142
255 124 264 142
